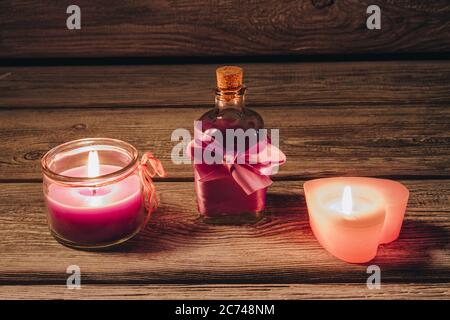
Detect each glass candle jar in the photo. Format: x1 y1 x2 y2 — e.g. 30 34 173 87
41 138 165 249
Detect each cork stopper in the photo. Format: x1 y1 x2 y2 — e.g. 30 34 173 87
216 66 243 91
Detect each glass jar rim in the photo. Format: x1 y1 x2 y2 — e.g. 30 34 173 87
41 138 139 187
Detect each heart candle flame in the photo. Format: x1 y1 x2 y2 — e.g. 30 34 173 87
342 185 353 215
87 150 100 178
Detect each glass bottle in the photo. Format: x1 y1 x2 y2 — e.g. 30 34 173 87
194 66 266 224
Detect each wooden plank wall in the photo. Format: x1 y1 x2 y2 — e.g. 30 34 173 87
1 0 449 58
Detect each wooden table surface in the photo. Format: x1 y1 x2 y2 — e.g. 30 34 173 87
0 0 449 300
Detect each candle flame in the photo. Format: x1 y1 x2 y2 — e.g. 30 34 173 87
342 185 353 215
87 150 100 178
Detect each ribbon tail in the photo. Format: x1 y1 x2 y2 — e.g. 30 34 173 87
231 164 273 195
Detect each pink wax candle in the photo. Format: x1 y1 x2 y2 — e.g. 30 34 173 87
304 177 409 263
41 138 162 249
46 164 145 246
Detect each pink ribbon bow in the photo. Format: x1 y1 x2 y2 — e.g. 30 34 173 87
139 152 166 212
189 135 286 195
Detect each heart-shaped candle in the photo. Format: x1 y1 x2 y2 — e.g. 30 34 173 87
304 177 409 263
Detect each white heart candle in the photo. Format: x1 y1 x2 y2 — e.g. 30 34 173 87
304 177 409 263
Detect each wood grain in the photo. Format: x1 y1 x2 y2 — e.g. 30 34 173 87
1 1 450 58
0 284 448 300
0 105 448 181
1 61 450 109
0 181 448 286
